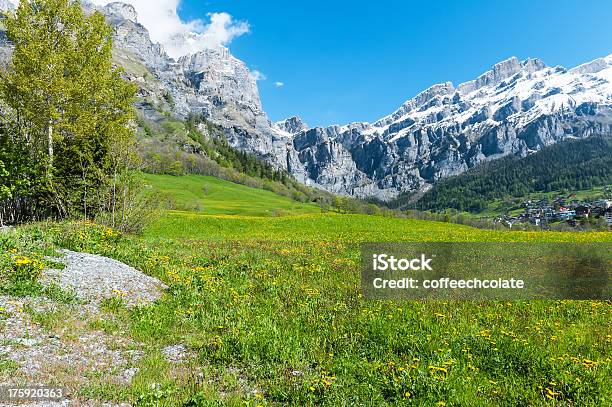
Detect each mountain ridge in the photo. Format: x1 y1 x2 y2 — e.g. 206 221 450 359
280 54 612 199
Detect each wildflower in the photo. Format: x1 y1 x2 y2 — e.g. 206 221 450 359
428 366 447 373
582 359 597 368
14 257 32 266
545 388 561 399
112 289 125 298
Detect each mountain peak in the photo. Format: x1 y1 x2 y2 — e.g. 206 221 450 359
274 116 309 135
103 2 138 24
376 57 551 129
458 56 546 94
569 55 612 75
492 56 521 72
521 57 548 72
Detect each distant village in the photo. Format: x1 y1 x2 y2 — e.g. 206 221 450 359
494 187 612 229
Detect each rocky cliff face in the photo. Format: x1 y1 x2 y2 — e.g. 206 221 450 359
274 116 309 135
1 2 611 200
83 3 297 170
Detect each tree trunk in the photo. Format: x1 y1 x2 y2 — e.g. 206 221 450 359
111 166 117 228
83 167 88 220
122 185 127 225
47 121 54 176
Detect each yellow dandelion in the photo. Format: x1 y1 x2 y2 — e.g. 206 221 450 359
15 257 32 266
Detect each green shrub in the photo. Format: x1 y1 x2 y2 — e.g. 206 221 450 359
0 231 46 295
6 255 44 283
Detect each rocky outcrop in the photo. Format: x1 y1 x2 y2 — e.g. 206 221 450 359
45 250 167 308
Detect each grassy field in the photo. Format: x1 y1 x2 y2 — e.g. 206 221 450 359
4 174 612 406
142 173 320 217
146 210 612 243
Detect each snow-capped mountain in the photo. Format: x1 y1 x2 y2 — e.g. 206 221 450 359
1 2 611 200
282 56 612 199
364 56 611 144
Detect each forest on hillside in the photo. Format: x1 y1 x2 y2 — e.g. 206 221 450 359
394 135 612 213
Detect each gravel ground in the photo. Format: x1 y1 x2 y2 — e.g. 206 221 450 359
1 251 168 406
44 250 167 308
162 344 188 364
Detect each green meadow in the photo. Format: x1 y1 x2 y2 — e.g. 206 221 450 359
5 174 612 406
142 173 320 217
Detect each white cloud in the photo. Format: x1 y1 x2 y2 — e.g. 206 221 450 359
89 0 249 59
274 81 285 88
200 12 249 50
250 70 267 82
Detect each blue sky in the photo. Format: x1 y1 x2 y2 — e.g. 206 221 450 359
178 0 612 127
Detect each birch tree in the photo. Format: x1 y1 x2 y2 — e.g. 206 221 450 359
0 0 137 218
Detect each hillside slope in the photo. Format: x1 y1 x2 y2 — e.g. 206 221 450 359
398 135 612 212
143 173 320 217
